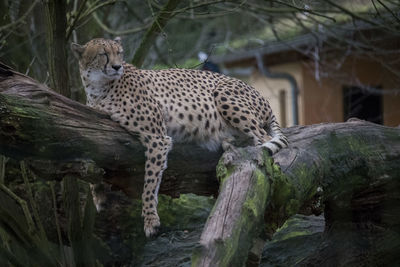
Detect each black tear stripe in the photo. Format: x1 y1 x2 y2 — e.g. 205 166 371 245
104 54 109 72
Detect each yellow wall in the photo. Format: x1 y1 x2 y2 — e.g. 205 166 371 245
249 62 303 127
301 63 343 125
384 93 400 127
226 56 400 127
301 57 400 126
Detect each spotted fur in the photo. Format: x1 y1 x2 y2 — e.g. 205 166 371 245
71 38 288 237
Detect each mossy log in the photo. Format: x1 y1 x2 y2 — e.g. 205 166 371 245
1 62 400 266
192 147 271 266
193 120 400 266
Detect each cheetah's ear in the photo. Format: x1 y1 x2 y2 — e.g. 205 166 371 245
114 36 121 44
70 42 85 59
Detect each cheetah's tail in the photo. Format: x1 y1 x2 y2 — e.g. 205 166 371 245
262 114 289 155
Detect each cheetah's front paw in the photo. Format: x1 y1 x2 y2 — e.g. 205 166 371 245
144 214 160 237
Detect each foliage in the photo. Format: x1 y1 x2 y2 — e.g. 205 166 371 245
2 0 399 95
0 159 106 266
260 214 324 266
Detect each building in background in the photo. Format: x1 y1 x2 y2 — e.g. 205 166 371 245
211 33 400 128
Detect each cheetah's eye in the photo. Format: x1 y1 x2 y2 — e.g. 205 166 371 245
98 52 107 57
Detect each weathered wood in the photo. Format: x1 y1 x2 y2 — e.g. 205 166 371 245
193 120 400 266
192 147 270 267
0 62 220 198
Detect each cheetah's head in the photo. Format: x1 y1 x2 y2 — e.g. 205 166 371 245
71 37 124 82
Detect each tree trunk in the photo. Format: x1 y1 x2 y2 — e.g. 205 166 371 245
1 62 400 266
42 0 70 97
132 0 182 67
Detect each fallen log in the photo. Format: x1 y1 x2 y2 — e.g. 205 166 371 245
192 119 400 266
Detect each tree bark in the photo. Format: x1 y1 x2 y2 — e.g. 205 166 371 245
192 147 270 267
42 0 70 97
193 120 400 266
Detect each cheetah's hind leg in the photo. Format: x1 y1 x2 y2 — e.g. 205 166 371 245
214 83 288 155
261 114 289 155
215 95 271 150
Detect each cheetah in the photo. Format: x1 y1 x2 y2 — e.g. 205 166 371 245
71 37 288 237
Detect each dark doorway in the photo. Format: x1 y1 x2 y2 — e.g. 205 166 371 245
343 86 383 124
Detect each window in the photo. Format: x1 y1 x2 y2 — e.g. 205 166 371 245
343 85 383 124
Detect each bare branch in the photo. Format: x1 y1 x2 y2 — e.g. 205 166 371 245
91 11 151 35
267 1 337 22
71 0 121 32
132 0 182 67
66 0 88 40
0 0 40 32
324 0 393 31
376 0 400 23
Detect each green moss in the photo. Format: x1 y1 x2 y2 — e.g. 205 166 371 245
270 214 325 243
194 150 272 266
313 132 383 195
211 165 270 266
263 152 318 235
119 193 215 263
277 230 309 241
219 233 241 267
261 214 325 266
316 132 377 161
290 163 320 203
256 167 268 188
271 178 293 205
216 157 235 184
243 200 258 219
1 95 53 144
124 193 215 235
309 130 400 222
1 95 41 119
243 169 269 219
266 158 300 215
215 158 227 183
216 206 260 266
157 193 215 229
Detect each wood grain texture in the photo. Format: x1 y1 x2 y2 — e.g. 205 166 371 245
193 147 269 266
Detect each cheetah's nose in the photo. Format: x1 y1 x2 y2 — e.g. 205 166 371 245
112 64 122 71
